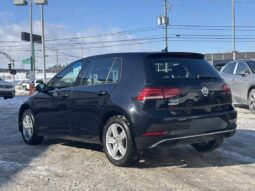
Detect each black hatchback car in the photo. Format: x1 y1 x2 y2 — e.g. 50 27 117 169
19 52 237 166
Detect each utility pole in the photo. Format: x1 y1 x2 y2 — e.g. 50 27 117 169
158 0 169 52
232 0 236 60
56 49 59 73
164 0 168 52
41 4 46 83
29 0 36 95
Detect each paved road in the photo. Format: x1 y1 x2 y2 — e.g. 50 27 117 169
0 97 254 191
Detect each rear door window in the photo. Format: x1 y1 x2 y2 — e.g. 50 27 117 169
148 58 221 80
80 57 121 86
235 62 251 75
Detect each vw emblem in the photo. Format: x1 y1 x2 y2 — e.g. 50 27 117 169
201 87 209 97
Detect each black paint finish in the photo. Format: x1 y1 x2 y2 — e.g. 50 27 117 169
19 52 237 149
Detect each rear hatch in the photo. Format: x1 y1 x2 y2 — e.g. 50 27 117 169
137 53 233 116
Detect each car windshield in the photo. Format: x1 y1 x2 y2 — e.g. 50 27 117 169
148 58 221 80
247 61 255 73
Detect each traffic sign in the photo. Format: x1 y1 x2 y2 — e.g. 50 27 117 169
22 58 32 65
21 32 42 44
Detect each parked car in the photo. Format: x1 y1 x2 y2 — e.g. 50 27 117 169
18 52 237 166
19 80 29 90
21 79 44 91
0 78 15 99
220 59 255 113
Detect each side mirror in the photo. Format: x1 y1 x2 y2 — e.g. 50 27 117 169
35 83 47 93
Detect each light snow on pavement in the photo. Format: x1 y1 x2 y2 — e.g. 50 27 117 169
0 96 254 191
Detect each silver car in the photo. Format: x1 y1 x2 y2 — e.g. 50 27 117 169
220 60 255 113
0 78 15 99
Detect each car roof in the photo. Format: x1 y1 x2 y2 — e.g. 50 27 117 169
81 52 205 61
232 59 255 62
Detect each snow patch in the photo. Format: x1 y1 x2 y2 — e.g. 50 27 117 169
219 148 255 166
0 96 28 109
0 159 23 171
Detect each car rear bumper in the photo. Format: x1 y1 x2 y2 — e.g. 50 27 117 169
134 110 237 149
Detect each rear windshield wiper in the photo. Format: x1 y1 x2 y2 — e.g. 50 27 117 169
196 75 218 79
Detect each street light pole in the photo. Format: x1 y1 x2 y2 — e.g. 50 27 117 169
41 4 46 83
232 0 236 60
29 0 36 94
34 0 48 83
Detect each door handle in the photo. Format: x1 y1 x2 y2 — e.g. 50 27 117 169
97 91 108 96
61 94 70 98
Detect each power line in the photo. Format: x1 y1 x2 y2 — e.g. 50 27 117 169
2 24 255 44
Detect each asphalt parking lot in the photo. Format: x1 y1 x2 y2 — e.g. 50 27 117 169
0 96 254 191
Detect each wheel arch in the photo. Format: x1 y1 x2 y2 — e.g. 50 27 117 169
248 86 255 99
18 103 31 132
99 107 134 143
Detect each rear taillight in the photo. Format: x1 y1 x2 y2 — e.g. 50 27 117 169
135 87 180 101
223 84 231 94
162 88 181 99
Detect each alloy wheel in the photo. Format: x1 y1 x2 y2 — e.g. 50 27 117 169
22 114 34 141
249 91 255 112
105 123 127 160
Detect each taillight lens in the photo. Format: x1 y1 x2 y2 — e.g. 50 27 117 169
223 84 231 94
162 88 181 99
136 87 180 101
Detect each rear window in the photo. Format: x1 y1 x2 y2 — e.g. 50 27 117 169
148 58 221 80
247 61 255 73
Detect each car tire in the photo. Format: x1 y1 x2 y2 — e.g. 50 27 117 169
191 138 224 152
102 115 139 167
248 89 255 114
21 109 44 145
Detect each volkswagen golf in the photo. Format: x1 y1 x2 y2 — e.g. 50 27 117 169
18 52 237 166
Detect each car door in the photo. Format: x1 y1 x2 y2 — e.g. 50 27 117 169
34 61 82 135
231 61 252 104
220 62 237 102
69 57 122 143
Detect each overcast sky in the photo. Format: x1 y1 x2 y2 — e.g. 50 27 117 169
0 0 255 69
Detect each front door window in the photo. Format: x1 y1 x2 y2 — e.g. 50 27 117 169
48 62 82 90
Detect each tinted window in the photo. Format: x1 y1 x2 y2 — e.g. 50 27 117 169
48 61 82 90
247 61 255 73
106 58 122 84
222 62 236 74
148 58 220 80
80 57 121 86
236 62 251 75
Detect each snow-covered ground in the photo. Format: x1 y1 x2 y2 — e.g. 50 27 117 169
0 97 254 191
0 96 27 109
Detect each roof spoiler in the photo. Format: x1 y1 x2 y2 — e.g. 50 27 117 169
147 52 205 60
